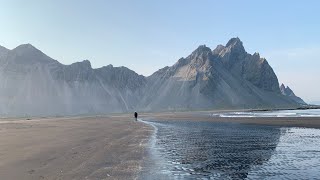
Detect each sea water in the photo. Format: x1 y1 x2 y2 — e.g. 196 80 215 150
139 120 320 179
211 109 320 118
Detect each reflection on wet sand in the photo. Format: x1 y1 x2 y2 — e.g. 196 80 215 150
140 120 281 179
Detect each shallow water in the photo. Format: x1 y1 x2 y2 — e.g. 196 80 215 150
139 120 320 179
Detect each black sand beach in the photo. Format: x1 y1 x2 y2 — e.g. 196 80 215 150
1 112 320 179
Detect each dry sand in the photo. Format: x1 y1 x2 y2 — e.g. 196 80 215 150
0 116 152 180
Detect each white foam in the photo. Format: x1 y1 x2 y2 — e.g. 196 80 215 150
215 109 320 118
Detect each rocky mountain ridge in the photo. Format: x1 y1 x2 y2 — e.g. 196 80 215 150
280 83 306 104
0 38 305 116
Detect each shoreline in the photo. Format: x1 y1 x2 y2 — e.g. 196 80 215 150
1 105 319 120
141 112 320 129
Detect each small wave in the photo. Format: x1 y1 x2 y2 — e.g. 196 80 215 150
219 114 256 118
215 109 320 118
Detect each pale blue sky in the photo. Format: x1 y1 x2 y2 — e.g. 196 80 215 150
0 0 319 102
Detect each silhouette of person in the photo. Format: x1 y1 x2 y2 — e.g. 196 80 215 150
134 111 138 121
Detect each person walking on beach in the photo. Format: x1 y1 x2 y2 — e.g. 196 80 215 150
134 111 138 121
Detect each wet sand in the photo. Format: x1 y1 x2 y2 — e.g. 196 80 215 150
0 116 152 180
141 111 320 128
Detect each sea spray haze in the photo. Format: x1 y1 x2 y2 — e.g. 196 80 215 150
0 38 305 116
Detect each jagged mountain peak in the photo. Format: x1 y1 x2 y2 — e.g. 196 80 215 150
225 37 245 53
189 45 212 59
97 64 114 70
99 64 137 73
226 37 242 46
67 60 93 72
172 45 213 70
217 37 247 64
253 52 260 58
193 45 212 52
216 37 247 64
280 83 295 96
214 38 280 92
79 60 91 67
188 45 212 59
212 44 225 55
280 83 306 104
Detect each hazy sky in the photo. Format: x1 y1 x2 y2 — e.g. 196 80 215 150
0 0 319 102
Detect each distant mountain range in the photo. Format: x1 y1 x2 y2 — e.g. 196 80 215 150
0 38 306 116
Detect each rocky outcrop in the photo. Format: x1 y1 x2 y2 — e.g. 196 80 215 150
0 38 305 116
280 84 306 104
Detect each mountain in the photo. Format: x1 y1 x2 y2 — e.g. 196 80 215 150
139 38 299 111
0 38 305 116
215 38 280 92
0 44 146 116
280 84 306 104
